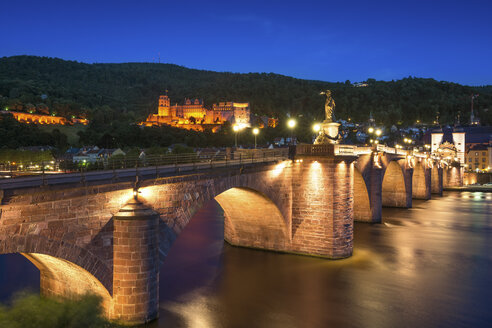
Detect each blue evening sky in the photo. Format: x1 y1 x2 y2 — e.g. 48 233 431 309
2 0 491 85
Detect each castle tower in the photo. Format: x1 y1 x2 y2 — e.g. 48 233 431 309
158 95 170 117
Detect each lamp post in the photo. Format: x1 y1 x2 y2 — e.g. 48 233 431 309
367 127 383 146
252 128 259 149
287 119 296 145
403 137 413 150
233 125 240 148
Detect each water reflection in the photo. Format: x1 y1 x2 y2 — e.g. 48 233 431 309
1 192 491 327
157 192 492 328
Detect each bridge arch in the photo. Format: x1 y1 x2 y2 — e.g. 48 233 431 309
382 160 410 207
137 162 293 264
22 252 113 317
0 235 113 295
216 187 289 250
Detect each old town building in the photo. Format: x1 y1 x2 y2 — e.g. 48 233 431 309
465 144 491 172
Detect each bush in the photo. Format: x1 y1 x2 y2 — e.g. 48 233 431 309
0 292 113 328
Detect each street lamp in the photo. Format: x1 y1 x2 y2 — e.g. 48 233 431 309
233 125 240 148
287 119 296 145
368 127 374 134
252 128 259 149
313 123 321 133
375 129 382 136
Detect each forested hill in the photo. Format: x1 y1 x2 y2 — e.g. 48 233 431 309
1 55 491 125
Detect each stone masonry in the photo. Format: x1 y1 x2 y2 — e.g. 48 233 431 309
0 147 447 325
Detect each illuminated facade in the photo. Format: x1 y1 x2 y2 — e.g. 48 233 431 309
1 110 89 126
465 144 491 172
431 127 465 164
140 95 251 131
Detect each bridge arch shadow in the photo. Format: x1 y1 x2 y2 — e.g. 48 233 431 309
382 160 409 207
353 167 371 222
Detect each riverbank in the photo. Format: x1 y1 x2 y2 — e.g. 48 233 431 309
445 185 492 192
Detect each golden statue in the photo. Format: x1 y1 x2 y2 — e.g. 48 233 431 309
320 90 335 122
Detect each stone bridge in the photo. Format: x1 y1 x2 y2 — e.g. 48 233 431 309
0 145 463 325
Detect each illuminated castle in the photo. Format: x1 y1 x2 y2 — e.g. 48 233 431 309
140 95 251 131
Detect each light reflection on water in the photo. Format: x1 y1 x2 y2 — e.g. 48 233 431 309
1 192 491 327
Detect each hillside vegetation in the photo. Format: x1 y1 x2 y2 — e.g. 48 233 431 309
1 56 491 126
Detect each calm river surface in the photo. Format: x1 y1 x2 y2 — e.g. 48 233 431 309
1 191 491 327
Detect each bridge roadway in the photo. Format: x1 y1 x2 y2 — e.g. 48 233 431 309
0 152 287 191
0 145 464 325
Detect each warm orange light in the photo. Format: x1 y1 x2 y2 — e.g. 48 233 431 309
270 161 288 178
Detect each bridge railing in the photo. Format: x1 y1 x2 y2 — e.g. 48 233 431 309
0 148 289 183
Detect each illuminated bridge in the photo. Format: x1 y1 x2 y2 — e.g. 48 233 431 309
0 145 463 324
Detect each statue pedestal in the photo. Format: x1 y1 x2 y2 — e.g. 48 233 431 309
323 121 340 139
314 121 340 144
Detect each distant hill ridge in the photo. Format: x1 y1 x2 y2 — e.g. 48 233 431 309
0 55 491 125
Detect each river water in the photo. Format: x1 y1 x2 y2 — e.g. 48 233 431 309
1 191 491 327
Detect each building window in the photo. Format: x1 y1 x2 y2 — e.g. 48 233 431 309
483 158 486 162
482 164 485 169
469 158 472 162
475 152 478 156
483 152 486 156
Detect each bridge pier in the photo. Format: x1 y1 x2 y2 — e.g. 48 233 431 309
443 165 463 188
431 166 443 196
291 146 356 259
412 159 431 200
112 201 160 325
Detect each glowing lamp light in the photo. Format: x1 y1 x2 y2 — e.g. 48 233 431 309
375 129 382 136
252 127 259 135
375 140 379 144
287 119 296 129
133 187 142 201
233 125 240 132
312 123 321 133
368 127 374 133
